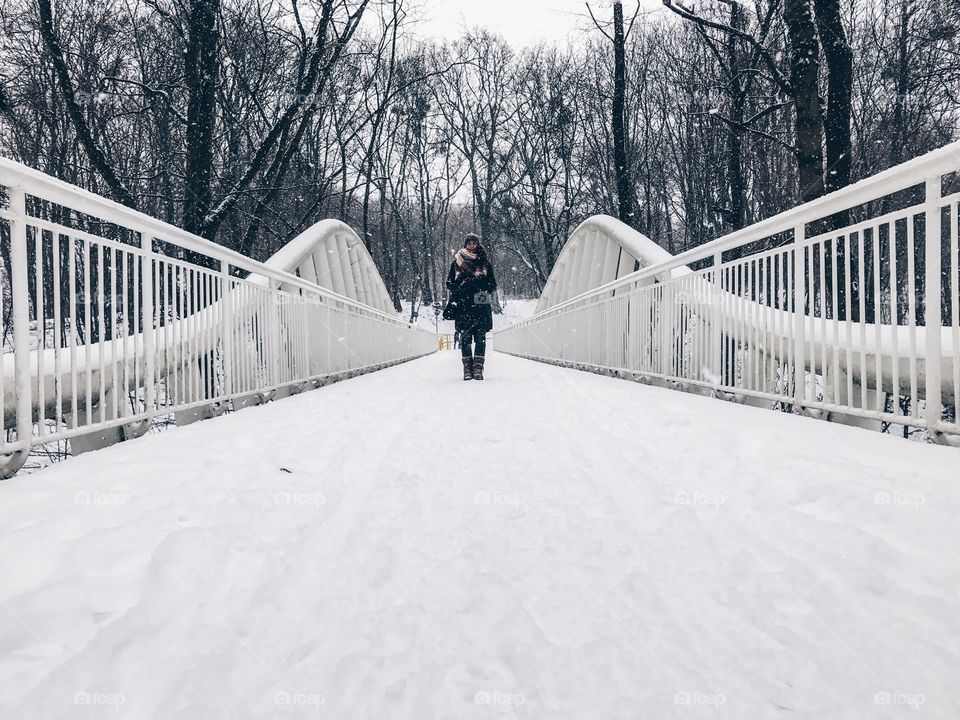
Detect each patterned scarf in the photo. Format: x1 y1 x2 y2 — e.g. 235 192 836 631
455 248 488 277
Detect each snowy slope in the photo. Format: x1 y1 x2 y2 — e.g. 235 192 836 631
1 352 958 719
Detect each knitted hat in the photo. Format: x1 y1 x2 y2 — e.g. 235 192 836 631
463 233 481 247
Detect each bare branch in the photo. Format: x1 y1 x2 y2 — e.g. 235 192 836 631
37 0 136 207
624 1 643 39
585 2 613 41
661 0 792 95
103 76 188 124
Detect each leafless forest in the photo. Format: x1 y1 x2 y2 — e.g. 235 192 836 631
1 0 957 313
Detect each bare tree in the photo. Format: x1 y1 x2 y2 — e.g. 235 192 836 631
815 0 853 192
587 1 641 226
5 0 959 310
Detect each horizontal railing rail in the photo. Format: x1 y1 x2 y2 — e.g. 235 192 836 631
0 158 436 476
494 141 960 441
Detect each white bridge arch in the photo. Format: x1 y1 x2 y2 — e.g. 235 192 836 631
265 220 395 314
536 215 679 313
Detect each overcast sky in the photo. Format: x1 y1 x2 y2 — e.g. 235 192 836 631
405 0 640 48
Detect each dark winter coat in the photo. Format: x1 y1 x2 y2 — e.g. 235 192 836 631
446 258 497 334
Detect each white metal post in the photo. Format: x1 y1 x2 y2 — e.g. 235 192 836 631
10 188 33 458
140 230 156 418
924 176 943 431
270 281 283 386
712 251 722 385
793 223 807 408
221 265 234 398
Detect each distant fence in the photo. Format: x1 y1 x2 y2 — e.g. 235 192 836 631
494 142 960 441
0 159 436 476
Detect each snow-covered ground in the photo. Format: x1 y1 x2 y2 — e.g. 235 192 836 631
399 297 537 335
1 351 958 719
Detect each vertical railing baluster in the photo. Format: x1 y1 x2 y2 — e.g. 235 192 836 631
856 231 867 412
221 265 234 400
35 221 45 434
68 234 78 428
9 188 33 472
951 198 960 416
906 217 919 417
924 176 943 433
270 282 283 387
793 223 807 410
140 232 155 420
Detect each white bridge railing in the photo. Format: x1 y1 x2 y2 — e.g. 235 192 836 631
0 159 436 477
494 142 960 441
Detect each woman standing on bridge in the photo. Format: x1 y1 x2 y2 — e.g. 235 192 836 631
446 234 497 381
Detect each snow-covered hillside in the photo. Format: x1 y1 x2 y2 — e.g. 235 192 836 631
1 352 958 719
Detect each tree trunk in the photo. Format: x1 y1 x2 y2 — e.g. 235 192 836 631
890 0 912 167
783 0 825 202
612 1 636 225
182 0 221 238
726 3 747 230
814 0 853 193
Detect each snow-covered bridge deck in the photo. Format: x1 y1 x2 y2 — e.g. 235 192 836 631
1 352 958 719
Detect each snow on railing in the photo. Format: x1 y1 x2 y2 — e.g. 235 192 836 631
494 142 960 441
0 159 436 477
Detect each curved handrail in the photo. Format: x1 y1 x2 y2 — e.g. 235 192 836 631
496 140 960 436
0 157 436 475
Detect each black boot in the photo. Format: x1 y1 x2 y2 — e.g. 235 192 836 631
462 357 473 380
472 356 485 381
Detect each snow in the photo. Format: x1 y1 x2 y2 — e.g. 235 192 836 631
1 351 959 719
